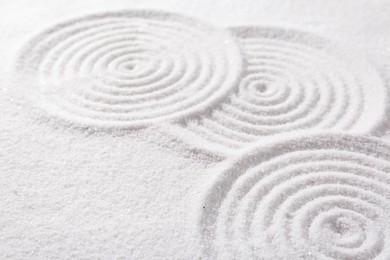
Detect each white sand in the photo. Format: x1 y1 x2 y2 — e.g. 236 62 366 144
1 1 390 259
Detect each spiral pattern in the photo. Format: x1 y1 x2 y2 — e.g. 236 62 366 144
200 133 390 259
16 10 242 128
163 27 387 155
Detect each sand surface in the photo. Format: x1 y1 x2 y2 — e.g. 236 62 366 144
1 0 390 259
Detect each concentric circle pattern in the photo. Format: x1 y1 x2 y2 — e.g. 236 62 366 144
200 133 390 259
16 10 242 128
164 27 387 155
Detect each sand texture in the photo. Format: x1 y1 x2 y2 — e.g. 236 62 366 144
1 1 390 259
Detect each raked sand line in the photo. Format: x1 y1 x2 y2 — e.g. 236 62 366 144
15 10 242 129
161 27 388 156
199 132 390 259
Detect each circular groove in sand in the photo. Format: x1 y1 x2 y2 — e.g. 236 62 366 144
16 10 242 128
163 27 387 155
199 133 390 259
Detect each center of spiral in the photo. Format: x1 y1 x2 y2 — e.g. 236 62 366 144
123 64 135 71
321 217 365 245
328 218 352 236
255 83 268 93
